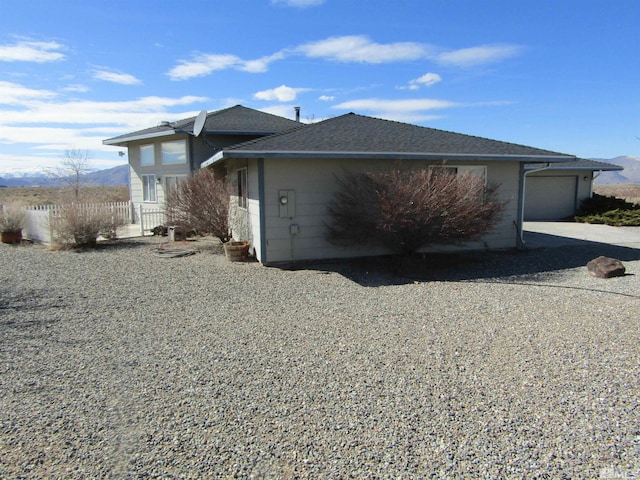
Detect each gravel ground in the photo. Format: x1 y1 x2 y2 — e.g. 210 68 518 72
1 237 639 479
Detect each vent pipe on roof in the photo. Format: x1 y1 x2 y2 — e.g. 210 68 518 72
294 106 301 122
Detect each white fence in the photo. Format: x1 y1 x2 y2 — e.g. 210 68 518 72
21 201 134 243
5 201 171 242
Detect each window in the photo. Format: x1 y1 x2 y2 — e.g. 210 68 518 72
140 144 154 166
237 168 247 209
164 175 187 195
429 165 486 183
161 140 187 164
142 174 157 202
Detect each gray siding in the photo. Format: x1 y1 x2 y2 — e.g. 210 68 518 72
256 158 521 264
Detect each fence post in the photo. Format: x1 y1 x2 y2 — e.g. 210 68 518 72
129 201 134 224
139 205 144 236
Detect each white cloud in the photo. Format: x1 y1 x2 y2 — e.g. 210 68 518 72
271 0 324 7
297 35 428 63
93 69 142 85
167 54 241 80
437 44 523 67
333 98 457 113
413 73 442 87
319 95 335 102
0 40 66 62
0 81 57 104
167 36 522 81
254 85 308 102
62 84 90 93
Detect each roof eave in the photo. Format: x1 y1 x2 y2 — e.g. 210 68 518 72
103 129 177 146
201 150 575 168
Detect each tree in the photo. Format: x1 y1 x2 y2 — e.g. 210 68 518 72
165 169 231 242
326 168 506 255
45 148 92 201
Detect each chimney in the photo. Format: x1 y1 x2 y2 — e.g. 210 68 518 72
294 106 301 122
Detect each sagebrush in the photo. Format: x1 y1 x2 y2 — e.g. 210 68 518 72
51 203 127 247
165 169 230 242
326 168 506 255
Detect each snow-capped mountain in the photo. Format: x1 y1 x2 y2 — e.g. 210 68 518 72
593 156 640 185
0 164 129 187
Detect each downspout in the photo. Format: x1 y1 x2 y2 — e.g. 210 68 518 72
517 162 551 249
258 158 267 264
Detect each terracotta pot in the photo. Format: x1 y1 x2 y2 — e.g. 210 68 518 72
1 230 22 244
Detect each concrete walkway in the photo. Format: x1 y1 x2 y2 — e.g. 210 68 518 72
524 221 640 249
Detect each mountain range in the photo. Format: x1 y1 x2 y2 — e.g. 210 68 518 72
592 156 640 184
0 156 638 188
0 164 129 187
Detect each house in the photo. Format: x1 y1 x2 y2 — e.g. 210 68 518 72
103 105 300 222
202 112 579 265
524 159 623 221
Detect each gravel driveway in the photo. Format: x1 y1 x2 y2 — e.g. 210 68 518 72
1 237 639 478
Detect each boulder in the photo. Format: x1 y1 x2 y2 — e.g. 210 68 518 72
587 256 626 278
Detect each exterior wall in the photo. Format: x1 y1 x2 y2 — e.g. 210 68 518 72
253 158 522 264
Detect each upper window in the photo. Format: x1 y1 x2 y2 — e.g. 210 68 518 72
237 168 247 209
161 140 187 164
142 174 157 202
140 144 154 166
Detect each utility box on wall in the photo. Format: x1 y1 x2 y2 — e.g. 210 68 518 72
278 190 295 218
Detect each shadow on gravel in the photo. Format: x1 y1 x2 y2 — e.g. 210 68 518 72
300 239 640 287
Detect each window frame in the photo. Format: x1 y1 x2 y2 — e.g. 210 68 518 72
161 139 187 165
164 175 188 196
139 144 155 166
237 168 247 209
142 174 157 202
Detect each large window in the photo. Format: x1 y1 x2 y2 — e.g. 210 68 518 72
237 168 247 209
140 144 154 166
142 174 157 202
164 175 187 196
161 140 187 164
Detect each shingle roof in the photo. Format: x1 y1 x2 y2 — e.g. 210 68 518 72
527 158 623 171
103 105 300 145
206 113 575 165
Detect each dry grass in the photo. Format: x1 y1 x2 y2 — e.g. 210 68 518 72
0 186 129 207
593 184 640 204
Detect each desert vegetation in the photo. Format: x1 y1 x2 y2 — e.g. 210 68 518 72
0 186 129 206
575 192 640 226
326 168 506 255
593 183 640 204
165 169 230 242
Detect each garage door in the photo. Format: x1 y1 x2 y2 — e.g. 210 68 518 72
525 176 577 221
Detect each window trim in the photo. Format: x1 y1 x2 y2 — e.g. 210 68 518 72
161 139 187 165
237 168 247 209
142 174 157 202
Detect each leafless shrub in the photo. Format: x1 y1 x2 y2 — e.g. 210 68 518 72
51 203 127 248
166 169 230 242
327 168 506 255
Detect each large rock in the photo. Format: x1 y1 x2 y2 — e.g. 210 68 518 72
587 256 626 278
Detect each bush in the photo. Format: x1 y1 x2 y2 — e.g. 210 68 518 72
165 169 230 242
51 203 127 247
0 204 26 233
326 168 506 255
575 194 640 226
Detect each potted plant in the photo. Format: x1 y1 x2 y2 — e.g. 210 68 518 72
0 204 26 244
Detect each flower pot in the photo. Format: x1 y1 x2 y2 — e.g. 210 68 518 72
223 241 251 262
1 230 22 244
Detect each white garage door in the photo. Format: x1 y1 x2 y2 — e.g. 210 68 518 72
525 176 577 221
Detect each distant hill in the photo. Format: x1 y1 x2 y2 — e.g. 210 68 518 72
593 156 640 185
0 164 129 188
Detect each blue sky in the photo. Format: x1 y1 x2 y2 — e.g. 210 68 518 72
0 0 638 174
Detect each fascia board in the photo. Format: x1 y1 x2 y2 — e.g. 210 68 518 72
103 130 177 146
202 150 575 166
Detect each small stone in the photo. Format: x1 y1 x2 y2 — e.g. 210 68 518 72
586 256 626 278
